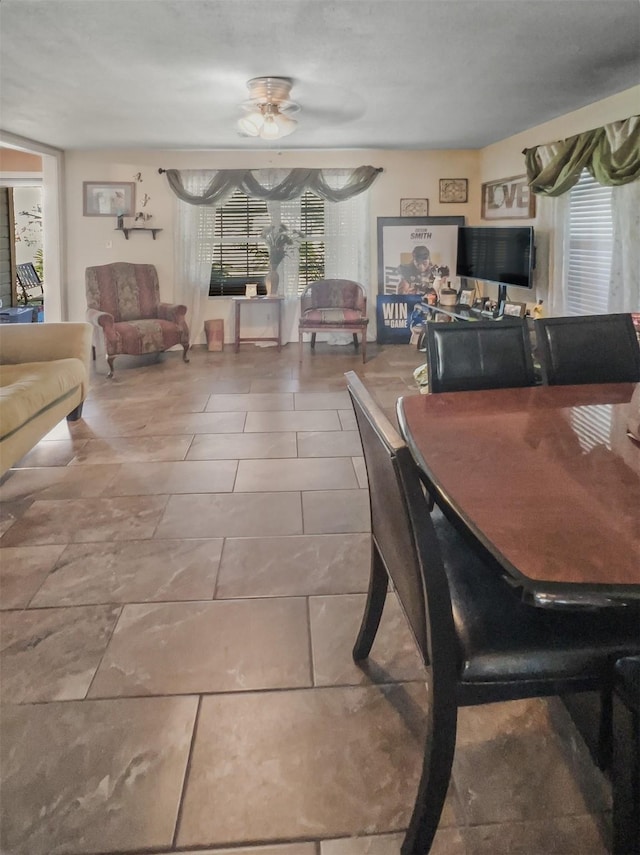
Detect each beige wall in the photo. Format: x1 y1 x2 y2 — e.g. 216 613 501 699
480 85 640 183
477 85 640 305
65 148 478 333
63 85 639 335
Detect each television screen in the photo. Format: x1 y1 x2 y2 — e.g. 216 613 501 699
456 226 535 290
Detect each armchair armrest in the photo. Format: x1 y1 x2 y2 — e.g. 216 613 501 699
86 308 115 332
0 322 92 367
158 303 187 324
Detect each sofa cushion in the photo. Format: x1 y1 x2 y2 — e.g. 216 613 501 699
0 359 85 441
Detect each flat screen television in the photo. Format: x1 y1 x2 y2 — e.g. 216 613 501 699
456 226 535 300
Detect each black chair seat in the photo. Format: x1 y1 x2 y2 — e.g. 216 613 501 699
434 509 640 691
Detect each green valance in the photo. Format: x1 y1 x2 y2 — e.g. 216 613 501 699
523 115 640 196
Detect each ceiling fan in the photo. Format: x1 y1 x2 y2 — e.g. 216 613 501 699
237 76 301 140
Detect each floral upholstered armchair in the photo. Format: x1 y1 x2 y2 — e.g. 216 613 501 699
85 262 190 378
298 279 369 363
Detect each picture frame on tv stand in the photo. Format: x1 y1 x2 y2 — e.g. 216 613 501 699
458 288 475 307
503 301 528 318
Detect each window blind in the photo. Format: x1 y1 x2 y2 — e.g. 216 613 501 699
208 189 325 296
566 170 613 316
298 191 325 291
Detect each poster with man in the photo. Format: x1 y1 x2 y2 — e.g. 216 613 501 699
376 216 464 343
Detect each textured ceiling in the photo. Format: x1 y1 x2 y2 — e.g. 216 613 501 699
1 0 638 151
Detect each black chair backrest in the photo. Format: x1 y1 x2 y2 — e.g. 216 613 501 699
345 372 458 676
535 313 640 385
425 319 535 393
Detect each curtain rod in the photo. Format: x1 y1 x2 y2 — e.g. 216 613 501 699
158 167 384 174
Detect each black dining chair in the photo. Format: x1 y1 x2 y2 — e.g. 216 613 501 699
345 371 640 855
535 313 640 385
425 319 535 393
612 656 640 855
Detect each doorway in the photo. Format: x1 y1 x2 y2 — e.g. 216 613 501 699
0 139 63 322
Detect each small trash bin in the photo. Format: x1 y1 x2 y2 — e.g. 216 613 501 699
204 319 224 352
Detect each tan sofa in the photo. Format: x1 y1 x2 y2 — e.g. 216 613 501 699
0 322 92 475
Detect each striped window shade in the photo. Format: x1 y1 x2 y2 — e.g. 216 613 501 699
566 170 613 316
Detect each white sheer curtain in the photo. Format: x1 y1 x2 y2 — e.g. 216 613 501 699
537 178 639 316
609 179 640 312
174 171 226 346
534 193 571 316
270 180 371 344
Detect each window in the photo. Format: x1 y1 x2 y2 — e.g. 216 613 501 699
297 191 325 290
208 190 325 296
566 169 613 315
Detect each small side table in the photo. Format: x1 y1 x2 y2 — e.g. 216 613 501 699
233 296 284 353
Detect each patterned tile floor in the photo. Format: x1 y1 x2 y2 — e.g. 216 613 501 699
0 341 612 854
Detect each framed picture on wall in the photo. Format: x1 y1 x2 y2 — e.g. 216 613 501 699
481 175 535 220
400 198 429 217
377 216 465 296
439 179 468 203
83 181 136 217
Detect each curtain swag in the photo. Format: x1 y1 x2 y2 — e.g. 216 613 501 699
161 166 382 205
523 115 640 197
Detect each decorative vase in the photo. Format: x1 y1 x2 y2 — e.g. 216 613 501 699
265 268 279 296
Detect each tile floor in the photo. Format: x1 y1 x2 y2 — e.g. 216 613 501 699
0 341 613 855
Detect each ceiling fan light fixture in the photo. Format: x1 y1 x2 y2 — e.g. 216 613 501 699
237 76 300 140
261 114 281 140
237 111 264 136
273 111 297 137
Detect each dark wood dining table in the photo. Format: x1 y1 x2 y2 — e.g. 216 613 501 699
397 382 640 605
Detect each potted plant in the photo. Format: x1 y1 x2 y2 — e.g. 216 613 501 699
260 223 304 294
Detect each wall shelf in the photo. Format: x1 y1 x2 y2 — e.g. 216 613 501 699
116 227 162 240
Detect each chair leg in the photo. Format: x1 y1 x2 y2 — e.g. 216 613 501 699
401 673 458 855
311 332 317 350
353 546 388 661
91 345 96 361
106 355 115 379
182 344 190 364
361 330 367 364
353 333 359 350
299 331 304 362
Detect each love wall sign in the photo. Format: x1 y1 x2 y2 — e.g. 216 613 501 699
481 175 536 220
